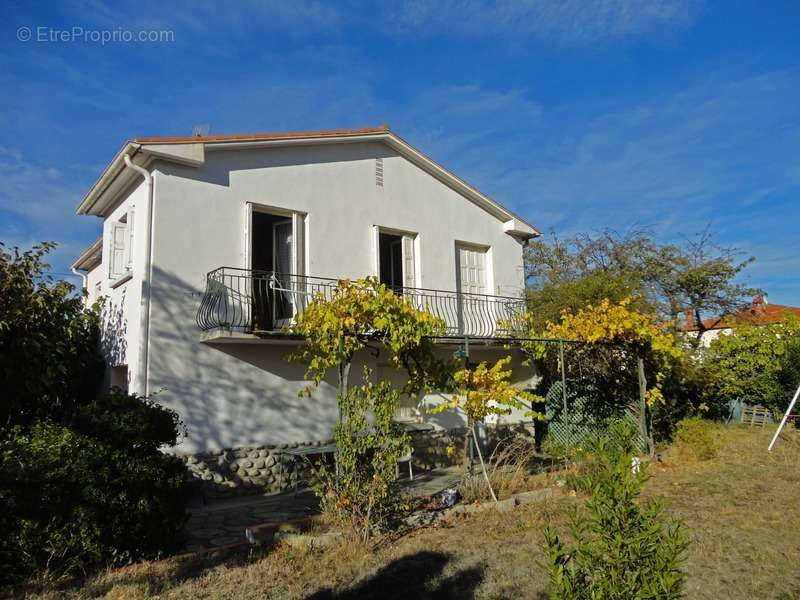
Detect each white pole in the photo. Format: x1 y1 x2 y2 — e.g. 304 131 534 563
768 383 800 451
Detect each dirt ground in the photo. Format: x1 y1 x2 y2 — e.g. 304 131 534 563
18 425 800 599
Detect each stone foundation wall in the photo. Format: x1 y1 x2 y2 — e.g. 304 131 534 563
182 423 537 501
179 440 334 501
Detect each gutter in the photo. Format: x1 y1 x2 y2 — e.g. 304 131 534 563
71 267 88 293
122 154 154 397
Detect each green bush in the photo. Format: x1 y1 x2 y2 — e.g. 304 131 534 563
316 368 409 542
777 336 800 407
0 244 190 585
0 419 187 585
70 388 187 452
0 243 105 429
564 419 640 493
544 428 688 599
673 417 718 461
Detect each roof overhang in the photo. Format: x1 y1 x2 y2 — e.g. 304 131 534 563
75 126 540 237
71 237 102 271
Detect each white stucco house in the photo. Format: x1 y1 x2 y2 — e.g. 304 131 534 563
71 126 540 472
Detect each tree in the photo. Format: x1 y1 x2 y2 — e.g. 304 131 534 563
705 316 800 412
429 357 543 501
543 421 688 599
524 298 684 447
662 228 760 347
317 368 409 542
526 298 682 409
524 228 759 341
0 242 104 428
289 278 452 538
289 277 450 396
524 231 657 331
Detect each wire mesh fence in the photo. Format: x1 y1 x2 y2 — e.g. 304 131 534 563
523 338 652 455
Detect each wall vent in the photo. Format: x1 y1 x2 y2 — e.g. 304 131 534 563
375 158 384 187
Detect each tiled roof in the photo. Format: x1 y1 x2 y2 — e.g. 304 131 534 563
134 126 389 145
684 298 800 331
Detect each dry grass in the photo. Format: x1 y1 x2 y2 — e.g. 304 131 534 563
458 435 557 502
12 425 800 600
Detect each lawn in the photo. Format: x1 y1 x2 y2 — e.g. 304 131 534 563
21 425 800 599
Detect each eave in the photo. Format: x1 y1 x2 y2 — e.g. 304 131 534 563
71 237 102 271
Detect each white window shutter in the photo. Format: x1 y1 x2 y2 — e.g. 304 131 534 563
457 245 487 295
402 235 416 289
292 213 305 276
109 222 127 279
126 209 135 271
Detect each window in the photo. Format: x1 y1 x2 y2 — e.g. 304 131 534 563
375 227 417 293
109 209 134 282
109 365 128 392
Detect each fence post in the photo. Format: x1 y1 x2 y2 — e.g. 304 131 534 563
637 355 653 455
559 339 569 443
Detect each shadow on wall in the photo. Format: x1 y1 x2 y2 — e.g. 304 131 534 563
101 290 127 368
305 551 486 600
144 266 341 454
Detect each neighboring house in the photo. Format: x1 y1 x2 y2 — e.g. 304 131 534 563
682 295 800 347
71 125 540 463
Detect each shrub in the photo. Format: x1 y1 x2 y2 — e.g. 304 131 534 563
0 396 188 585
0 244 189 584
316 369 409 542
705 316 800 413
564 419 641 493
0 243 105 428
672 417 718 461
70 388 187 452
543 426 688 599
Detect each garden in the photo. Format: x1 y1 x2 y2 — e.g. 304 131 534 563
3 230 800 599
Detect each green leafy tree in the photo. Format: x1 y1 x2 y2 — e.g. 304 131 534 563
524 231 658 331
705 316 800 412
0 243 187 583
0 243 104 427
543 422 688 599
524 228 759 341
777 335 800 403
662 228 759 347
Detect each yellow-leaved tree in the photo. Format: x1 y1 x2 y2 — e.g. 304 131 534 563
524 297 682 452
289 278 450 397
430 356 543 502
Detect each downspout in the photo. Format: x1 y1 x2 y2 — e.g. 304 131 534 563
122 154 154 397
71 267 88 292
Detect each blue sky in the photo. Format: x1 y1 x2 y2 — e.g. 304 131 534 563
2 1 799 304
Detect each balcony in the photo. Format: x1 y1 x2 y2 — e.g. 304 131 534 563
196 267 527 340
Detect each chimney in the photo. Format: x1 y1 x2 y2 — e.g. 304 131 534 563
683 308 696 331
751 294 767 315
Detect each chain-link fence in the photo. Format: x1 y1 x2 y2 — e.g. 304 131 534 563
527 338 652 454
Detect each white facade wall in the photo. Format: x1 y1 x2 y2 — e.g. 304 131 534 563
94 141 532 453
87 180 149 391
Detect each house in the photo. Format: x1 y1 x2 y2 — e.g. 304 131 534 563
682 295 800 347
71 125 540 493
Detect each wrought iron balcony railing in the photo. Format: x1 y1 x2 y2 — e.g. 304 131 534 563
196 267 527 338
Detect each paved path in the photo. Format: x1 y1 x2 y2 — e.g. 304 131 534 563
182 467 463 552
